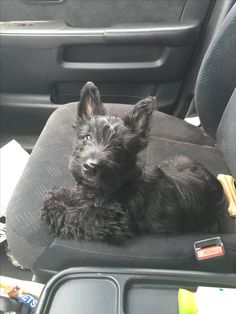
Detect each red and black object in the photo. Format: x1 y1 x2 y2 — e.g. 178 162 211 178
194 237 225 261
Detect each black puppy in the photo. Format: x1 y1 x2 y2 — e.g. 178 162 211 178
41 82 225 244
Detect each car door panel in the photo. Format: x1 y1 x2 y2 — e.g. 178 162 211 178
0 0 215 148
1 0 187 27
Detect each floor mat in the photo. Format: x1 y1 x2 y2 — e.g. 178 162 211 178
0 242 32 281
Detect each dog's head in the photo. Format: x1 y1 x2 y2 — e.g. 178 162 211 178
69 82 155 194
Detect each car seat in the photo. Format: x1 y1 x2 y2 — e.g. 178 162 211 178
6 4 236 282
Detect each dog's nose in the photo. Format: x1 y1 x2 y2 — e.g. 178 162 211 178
83 160 97 176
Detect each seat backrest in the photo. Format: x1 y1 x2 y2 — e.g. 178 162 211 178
195 3 236 139
217 88 236 178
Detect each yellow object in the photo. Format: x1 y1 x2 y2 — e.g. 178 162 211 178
217 174 236 217
0 276 44 298
178 289 197 314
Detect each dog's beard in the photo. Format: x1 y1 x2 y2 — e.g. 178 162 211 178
96 163 121 194
78 160 123 195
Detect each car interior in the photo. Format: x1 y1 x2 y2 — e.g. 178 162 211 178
1 0 236 313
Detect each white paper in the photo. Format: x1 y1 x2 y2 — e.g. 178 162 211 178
196 286 236 314
184 116 201 127
0 222 6 244
0 140 30 217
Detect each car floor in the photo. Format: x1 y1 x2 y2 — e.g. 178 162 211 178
0 137 35 281
0 242 32 281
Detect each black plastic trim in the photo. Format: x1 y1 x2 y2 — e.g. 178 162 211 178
35 267 236 314
0 21 200 48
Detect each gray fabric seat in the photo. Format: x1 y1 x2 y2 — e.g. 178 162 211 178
6 4 236 281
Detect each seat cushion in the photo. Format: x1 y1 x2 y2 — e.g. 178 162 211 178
106 103 215 147
6 102 235 280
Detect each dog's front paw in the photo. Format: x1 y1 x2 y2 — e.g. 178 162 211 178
104 220 135 245
90 203 136 245
41 188 69 236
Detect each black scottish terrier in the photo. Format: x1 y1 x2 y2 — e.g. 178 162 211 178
41 82 225 244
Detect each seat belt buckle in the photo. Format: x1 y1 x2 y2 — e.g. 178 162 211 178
194 237 225 261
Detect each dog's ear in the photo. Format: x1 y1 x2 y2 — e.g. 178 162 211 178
123 97 155 135
78 82 105 120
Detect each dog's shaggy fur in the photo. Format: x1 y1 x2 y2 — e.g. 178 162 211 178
41 82 225 244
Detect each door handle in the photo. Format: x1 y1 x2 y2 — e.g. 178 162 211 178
21 0 66 4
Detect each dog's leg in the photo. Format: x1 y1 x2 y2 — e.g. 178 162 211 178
41 187 73 236
90 203 136 245
41 188 135 244
61 202 136 245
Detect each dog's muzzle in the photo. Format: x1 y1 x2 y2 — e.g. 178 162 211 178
83 159 98 177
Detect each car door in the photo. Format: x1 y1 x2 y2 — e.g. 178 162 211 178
0 0 235 151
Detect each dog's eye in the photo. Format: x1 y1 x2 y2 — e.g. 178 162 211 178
84 134 92 140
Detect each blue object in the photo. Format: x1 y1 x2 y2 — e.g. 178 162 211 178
15 294 38 310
